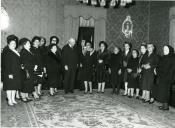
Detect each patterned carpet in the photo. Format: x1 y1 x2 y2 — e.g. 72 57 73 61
1 89 175 128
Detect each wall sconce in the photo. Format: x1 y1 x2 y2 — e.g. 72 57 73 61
1 7 9 30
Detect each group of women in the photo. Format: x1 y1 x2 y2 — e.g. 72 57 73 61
1 35 61 106
1 34 175 111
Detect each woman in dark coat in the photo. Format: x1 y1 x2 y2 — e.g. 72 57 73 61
3 35 21 106
20 38 37 101
81 42 96 94
49 36 62 92
31 36 44 98
156 45 174 110
141 43 159 103
127 49 139 98
121 42 132 96
138 44 148 100
96 41 110 93
109 46 122 95
46 44 61 96
39 37 48 90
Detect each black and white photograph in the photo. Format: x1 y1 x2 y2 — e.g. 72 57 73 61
1 0 175 127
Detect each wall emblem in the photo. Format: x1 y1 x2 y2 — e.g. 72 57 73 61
122 15 133 38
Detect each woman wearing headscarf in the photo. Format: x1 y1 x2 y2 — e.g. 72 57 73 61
156 45 174 110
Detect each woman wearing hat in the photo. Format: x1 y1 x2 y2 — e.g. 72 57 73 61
3 35 22 106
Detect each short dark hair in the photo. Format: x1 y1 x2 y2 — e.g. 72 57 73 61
40 36 46 46
85 42 92 47
140 43 147 49
49 44 57 50
124 41 132 49
7 35 18 45
99 41 108 49
32 36 41 43
50 36 59 44
132 49 139 56
19 38 31 46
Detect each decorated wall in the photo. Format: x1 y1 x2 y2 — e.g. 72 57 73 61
1 0 78 48
106 1 149 50
1 0 174 52
149 1 174 54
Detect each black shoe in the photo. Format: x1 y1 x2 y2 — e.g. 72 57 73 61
122 94 127 96
136 96 139 99
159 106 169 111
149 100 155 104
128 96 133 98
32 94 40 100
143 100 150 103
70 91 74 93
65 91 68 94
84 91 87 94
49 93 55 96
27 98 33 102
21 98 29 103
38 93 43 96
89 92 93 94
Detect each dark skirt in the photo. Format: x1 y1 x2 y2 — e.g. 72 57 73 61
121 68 128 82
47 72 60 88
141 70 155 91
96 64 106 83
82 66 93 82
110 67 121 85
21 70 34 93
34 70 44 86
128 73 139 88
3 74 22 91
157 81 171 103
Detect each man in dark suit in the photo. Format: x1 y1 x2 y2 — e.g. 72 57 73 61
62 38 78 94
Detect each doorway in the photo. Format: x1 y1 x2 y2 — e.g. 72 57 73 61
77 27 95 48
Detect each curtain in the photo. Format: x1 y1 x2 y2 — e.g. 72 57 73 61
64 5 107 49
169 6 175 50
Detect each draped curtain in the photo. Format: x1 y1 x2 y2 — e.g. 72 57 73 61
169 6 175 49
64 5 107 49
79 16 95 27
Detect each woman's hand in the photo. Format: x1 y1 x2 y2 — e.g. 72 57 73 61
138 68 142 73
34 65 38 71
144 64 151 69
123 61 127 67
127 68 132 73
65 65 68 70
26 71 30 79
108 68 111 74
80 63 83 68
118 69 121 75
9 74 13 79
154 68 157 75
98 59 103 63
